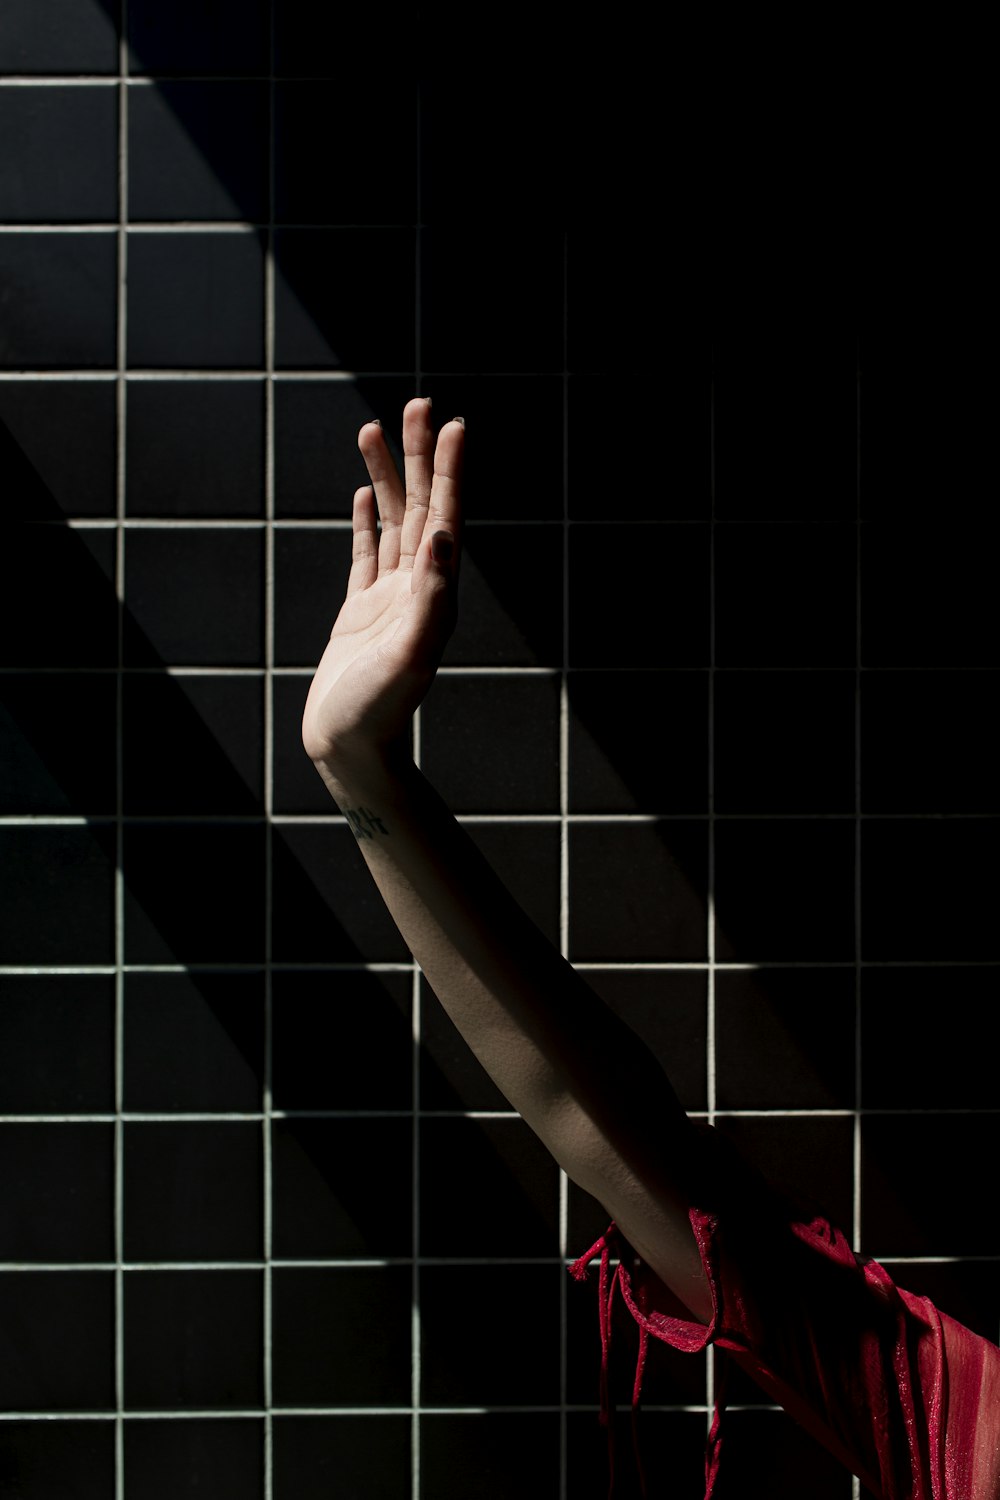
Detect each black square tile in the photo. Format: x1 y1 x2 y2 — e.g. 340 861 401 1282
715 968 856 1110
715 1115 855 1236
1 381 115 518
0 233 116 367
419 77 570 230
861 671 1000 812
0 1421 114 1500
861 966 997 1110
274 82 417 224
0 975 114 1113
421 1414 560 1500
122 674 264 813
421 376 564 520
124 971 264 1113
419 1118 559 1258
273 673 332 813
710 1407 854 1500
566 208 713 373
421 1265 561 1406
569 373 711 521
273 527 351 667
273 229 415 371
712 336 857 521
127 233 264 368
420 674 560 813
861 1114 999 1257
464 822 561 948
124 1270 263 1409
272 1416 411 1500
714 524 857 667
129 82 268 222
274 4 418 73
861 818 1000 961
0 87 117 221
272 1118 412 1259
568 822 708 962
271 1267 411 1407
270 824 410 964
861 329 990 523
566 1410 708 1500
0 0 118 72
1 526 117 666
123 822 265 964
0 1124 112 1261
419 979 509 1113
0 825 115 965
1 672 116 813
568 671 708 813
581 969 708 1114
421 227 564 373
861 522 999 667
714 671 855 813
568 525 710 667
123 527 263 666
567 223 664 376
271 969 412 1111
714 819 855 962
273 377 411 518
126 380 264 516
0 1273 114 1411
125 1420 264 1500
127 0 268 74
445 525 564 667
124 1122 262 1262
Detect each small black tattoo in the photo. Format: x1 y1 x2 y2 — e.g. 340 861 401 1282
345 805 389 840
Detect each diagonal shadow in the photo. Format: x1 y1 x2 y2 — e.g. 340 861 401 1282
3 0 989 1359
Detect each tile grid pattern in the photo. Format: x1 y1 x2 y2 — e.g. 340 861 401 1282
2 19 998 1500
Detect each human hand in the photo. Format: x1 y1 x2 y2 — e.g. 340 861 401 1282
302 397 463 775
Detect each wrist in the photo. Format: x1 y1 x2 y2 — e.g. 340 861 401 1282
311 738 416 806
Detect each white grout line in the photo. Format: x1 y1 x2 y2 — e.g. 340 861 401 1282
557 225 570 1500
4 1249 996 1274
852 347 865 1500
4 1105 996 1125
412 89 424 1500
113 18 129 1498
262 25 277 1498
705 351 718 1443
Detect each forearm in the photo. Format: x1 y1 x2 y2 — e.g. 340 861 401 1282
314 749 713 1318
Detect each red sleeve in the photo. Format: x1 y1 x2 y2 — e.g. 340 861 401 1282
605 1164 1000 1494
575 1130 1000 1499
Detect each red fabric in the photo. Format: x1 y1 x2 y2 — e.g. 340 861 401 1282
571 1135 1000 1499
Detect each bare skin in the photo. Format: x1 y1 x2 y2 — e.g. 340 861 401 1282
302 397 714 1324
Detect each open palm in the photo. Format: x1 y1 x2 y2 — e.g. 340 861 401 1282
302 399 463 768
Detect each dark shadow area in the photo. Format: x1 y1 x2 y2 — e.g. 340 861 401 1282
4 7 998 1493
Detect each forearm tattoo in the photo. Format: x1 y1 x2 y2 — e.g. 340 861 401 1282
344 805 389 840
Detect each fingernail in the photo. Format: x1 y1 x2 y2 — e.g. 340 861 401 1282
370 418 382 428
423 395 433 408
431 531 454 563
452 416 465 428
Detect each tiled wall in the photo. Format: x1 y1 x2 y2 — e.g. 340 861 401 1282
2 7 997 1498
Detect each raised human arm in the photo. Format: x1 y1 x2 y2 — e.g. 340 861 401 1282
302 399 713 1323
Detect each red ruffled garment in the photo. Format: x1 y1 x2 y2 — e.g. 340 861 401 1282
571 1135 1000 1499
